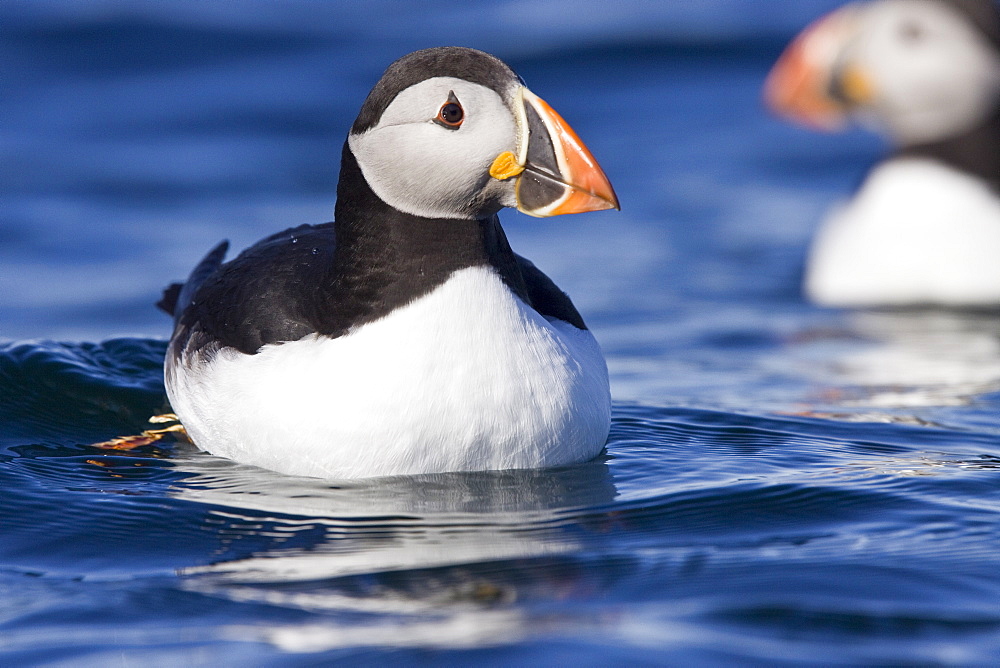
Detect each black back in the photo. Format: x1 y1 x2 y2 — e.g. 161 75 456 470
163 143 586 357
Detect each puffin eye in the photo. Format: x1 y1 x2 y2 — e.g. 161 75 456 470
898 20 925 43
435 96 464 129
437 102 464 127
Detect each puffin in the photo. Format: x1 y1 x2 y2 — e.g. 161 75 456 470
765 0 1000 307
157 47 619 480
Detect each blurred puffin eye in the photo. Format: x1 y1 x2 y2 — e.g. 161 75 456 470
898 20 925 43
435 93 464 129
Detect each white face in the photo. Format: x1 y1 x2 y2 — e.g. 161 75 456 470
348 76 520 220
852 0 1000 144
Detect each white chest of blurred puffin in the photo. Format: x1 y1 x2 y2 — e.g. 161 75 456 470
766 0 1000 307
160 47 619 479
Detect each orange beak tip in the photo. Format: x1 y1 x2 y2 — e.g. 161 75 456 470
764 7 858 133
541 182 620 216
517 90 620 217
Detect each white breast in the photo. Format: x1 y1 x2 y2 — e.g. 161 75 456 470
805 158 1000 306
165 266 611 479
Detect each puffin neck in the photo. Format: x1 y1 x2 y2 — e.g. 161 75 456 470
313 143 530 335
897 106 1000 191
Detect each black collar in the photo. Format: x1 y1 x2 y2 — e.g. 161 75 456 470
897 106 1000 191
310 142 531 336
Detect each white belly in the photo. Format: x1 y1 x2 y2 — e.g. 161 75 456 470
165 266 611 479
806 158 1000 306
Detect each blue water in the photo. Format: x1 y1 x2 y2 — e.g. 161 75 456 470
4 1 1000 664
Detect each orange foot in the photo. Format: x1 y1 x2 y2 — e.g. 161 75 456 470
92 414 188 450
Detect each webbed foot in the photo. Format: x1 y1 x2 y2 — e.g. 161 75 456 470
92 414 188 450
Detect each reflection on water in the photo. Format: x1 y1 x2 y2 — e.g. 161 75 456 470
820 309 1000 410
166 451 619 651
171 450 617 581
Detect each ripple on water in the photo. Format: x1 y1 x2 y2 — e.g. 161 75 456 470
1 339 1000 663
0 338 168 446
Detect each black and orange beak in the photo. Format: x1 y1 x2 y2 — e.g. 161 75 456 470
489 87 619 217
764 5 874 131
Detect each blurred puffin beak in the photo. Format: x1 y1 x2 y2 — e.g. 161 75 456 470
490 88 619 217
764 5 874 130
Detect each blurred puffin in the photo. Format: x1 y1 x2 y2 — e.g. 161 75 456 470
157 47 619 479
765 0 1000 306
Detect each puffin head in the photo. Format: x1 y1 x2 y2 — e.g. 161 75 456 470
346 47 619 220
765 0 1000 145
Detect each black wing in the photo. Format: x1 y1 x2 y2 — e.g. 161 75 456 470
514 254 587 330
164 223 337 355
158 240 229 325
